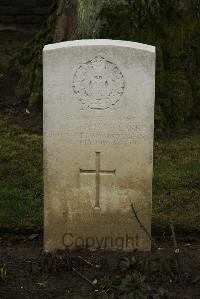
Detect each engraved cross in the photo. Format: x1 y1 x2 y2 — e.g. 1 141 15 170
80 152 116 209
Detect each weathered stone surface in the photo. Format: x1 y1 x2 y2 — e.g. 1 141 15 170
16 15 43 24
0 1 11 5
35 0 53 5
0 16 16 24
14 0 36 5
0 0 52 25
43 39 155 252
0 6 18 15
33 7 51 15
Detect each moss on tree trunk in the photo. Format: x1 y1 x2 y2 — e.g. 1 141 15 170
14 0 200 135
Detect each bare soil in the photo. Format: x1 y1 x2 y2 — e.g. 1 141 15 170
0 232 200 299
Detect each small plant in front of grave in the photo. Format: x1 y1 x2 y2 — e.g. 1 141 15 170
119 255 151 275
0 264 7 281
119 273 147 299
41 251 72 273
151 287 175 299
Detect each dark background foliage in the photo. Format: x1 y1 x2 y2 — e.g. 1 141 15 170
14 0 200 135
98 0 200 135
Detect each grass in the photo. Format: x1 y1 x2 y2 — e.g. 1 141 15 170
0 119 42 227
0 118 199 233
153 134 200 232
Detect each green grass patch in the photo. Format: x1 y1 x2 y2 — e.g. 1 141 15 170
0 119 199 233
0 119 42 227
153 135 200 232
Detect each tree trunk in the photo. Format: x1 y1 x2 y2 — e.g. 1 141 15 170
54 0 78 42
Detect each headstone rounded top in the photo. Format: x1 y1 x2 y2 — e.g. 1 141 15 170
43 39 155 54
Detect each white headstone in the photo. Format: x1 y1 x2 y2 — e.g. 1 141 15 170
43 40 155 252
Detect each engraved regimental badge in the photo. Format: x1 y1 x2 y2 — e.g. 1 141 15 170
73 56 125 110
